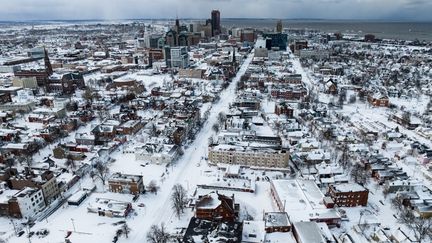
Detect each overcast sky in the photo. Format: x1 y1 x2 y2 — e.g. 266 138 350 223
0 0 431 21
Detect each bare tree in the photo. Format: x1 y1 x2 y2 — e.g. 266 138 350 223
350 162 369 186
94 161 110 186
349 94 357 104
208 136 214 145
83 87 93 102
339 142 350 169
5 158 15 170
358 90 366 102
212 123 220 133
402 111 411 124
171 184 188 219
24 156 33 168
148 180 159 194
218 112 227 124
121 222 131 239
338 90 346 107
146 223 171 243
150 123 158 137
392 196 432 243
65 154 76 172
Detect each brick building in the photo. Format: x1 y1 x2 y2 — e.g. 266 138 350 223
108 173 144 195
327 183 369 207
367 93 389 107
195 191 239 222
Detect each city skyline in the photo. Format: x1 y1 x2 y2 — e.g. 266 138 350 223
0 0 431 21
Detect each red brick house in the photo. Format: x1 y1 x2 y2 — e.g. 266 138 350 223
195 192 239 222
368 93 389 107
270 87 307 100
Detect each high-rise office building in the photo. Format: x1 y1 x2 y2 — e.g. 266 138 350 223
276 20 283 33
211 10 221 36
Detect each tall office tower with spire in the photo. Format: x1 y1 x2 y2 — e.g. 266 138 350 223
276 20 283 33
211 10 221 36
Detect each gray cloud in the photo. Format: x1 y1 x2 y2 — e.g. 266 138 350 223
0 0 431 21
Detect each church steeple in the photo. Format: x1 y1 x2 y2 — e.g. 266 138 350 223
44 48 53 75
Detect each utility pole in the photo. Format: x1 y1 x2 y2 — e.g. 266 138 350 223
26 222 32 243
358 210 364 225
9 217 17 235
70 218 76 232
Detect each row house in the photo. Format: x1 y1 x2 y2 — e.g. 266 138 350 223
70 110 95 123
270 85 307 101
116 120 144 135
8 170 61 205
28 113 55 124
0 141 40 156
0 129 19 142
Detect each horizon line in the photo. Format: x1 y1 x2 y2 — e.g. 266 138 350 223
0 17 431 23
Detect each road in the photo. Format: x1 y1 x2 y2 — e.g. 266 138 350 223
128 52 254 242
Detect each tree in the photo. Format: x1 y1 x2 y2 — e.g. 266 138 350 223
171 184 188 219
350 162 369 186
338 91 346 107
148 180 159 194
339 142 350 169
218 112 227 124
121 222 131 239
146 223 171 243
208 136 214 145
94 161 109 186
24 156 32 168
150 123 158 137
392 196 432 243
349 94 357 104
402 111 411 124
5 158 15 170
65 154 76 172
212 123 220 133
83 87 93 102
358 90 366 102
381 142 387 150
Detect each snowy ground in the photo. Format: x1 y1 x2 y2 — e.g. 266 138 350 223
1 53 255 243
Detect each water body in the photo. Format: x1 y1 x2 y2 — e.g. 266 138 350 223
0 19 430 42
222 19 432 41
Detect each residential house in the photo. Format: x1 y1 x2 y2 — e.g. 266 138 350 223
195 191 239 222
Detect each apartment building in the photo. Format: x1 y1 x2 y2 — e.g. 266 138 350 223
208 144 289 168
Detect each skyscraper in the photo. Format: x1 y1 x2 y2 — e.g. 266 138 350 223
276 20 283 33
211 10 221 36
